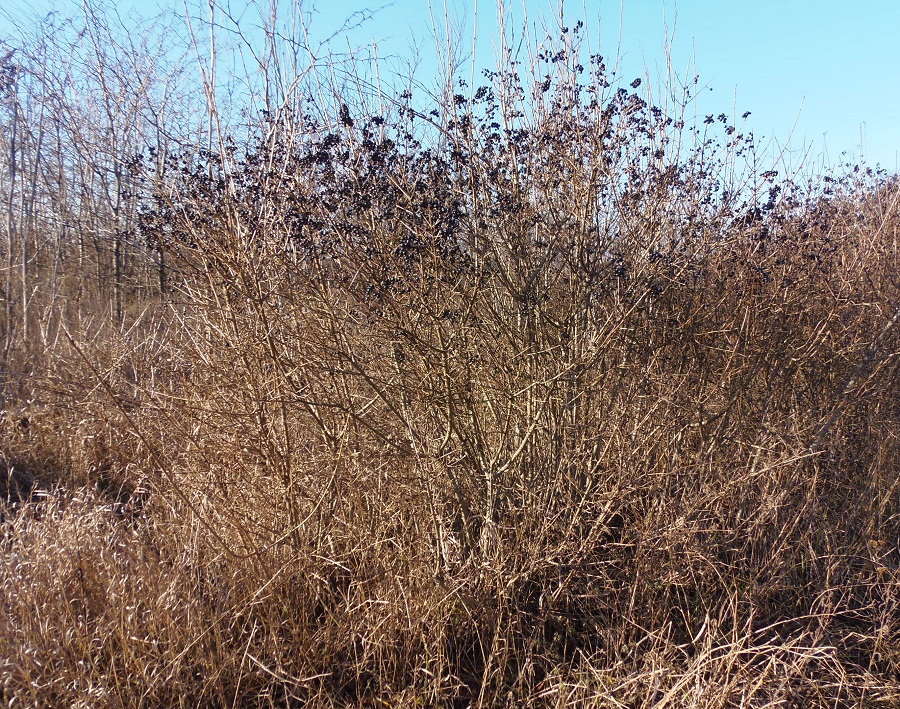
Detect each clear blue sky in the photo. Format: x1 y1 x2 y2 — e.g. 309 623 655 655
3 0 898 174
308 0 899 174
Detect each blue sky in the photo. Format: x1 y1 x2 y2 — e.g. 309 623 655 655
2 0 898 174
307 0 899 174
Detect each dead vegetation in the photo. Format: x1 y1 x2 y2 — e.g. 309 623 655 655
1 2 900 706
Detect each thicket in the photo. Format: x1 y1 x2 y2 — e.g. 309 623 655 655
1 3 900 707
